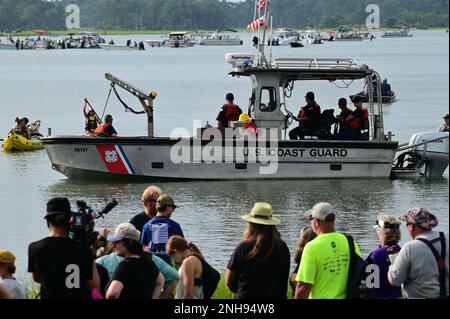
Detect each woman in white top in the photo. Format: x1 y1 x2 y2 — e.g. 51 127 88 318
166 236 204 299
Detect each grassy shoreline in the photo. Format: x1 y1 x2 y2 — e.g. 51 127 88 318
1 27 448 37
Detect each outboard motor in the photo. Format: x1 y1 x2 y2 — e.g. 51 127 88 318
409 131 449 178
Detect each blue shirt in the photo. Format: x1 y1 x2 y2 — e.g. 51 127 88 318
141 216 184 263
365 245 402 299
381 83 391 96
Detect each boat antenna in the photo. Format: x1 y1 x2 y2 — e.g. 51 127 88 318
253 0 271 67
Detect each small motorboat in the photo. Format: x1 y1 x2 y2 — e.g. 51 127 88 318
100 44 142 51
351 91 397 104
2 133 44 152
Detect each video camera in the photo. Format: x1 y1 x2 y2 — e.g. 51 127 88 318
70 199 118 245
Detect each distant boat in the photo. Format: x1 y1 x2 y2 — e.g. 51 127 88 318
382 27 413 38
198 30 243 46
0 43 15 50
100 44 141 51
167 32 195 48
335 27 364 41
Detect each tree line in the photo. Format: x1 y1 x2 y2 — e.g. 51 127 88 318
1 0 448 31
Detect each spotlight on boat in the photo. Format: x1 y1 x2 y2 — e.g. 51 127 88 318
225 53 255 68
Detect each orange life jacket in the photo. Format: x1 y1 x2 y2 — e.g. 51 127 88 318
299 103 321 119
94 123 106 134
348 108 369 129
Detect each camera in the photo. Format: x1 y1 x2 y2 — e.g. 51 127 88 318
70 199 118 245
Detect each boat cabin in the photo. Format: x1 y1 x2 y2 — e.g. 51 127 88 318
226 55 386 141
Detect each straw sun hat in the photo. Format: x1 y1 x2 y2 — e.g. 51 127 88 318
241 202 281 226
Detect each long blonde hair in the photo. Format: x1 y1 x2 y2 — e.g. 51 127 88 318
166 236 204 261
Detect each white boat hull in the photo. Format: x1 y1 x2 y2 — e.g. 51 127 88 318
42 136 398 181
199 39 243 46
100 44 141 51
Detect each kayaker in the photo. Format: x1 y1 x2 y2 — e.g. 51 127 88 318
84 107 101 136
438 114 449 132
13 117 31 139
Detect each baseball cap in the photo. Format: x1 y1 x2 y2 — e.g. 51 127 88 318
45 197 72 219
226 93 234 101
0 250 15 265
157 194 179 208
304 202 336 221
107 223 141 242
399 208 438 230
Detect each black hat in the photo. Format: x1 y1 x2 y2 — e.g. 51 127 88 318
45 197 72 219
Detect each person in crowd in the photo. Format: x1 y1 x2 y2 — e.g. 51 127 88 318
295 202 361 299
28 198 100 299
289 91 321 140
166 236 206 299
365 214 402 299
130 185 162 233
0 250 26 299
216 93 243 128
0 283 12 299
438 114 449 132
94 114 117 137
334 95 368 140
13 117 31 139
226 202 290 299
388 208 449 299
106 223 164 299
109 39 115 45
83 105 101 136
336 98 353 133
381 78 392 97
96 241 178 299
289 226 317 293
141 195 184 264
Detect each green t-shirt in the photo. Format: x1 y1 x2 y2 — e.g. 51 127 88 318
296 232 361 299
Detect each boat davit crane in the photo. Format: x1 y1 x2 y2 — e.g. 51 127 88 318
104 73 157 137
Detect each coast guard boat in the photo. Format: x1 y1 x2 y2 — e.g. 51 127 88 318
43 0 447 181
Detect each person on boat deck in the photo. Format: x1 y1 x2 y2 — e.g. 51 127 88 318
238 113 260 136
216 93 243 128
438 114 449 132
336 98 353 133
14 117 31 139
84 109 101 136
95 114 118 137
289 92 321 140
334 96 369 140
381 78 392 97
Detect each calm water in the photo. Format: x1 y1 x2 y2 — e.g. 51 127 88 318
0 31 448 275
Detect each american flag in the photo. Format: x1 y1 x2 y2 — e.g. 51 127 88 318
247 16 265 30
257 0 267 12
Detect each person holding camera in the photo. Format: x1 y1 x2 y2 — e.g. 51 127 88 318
28 198 101 299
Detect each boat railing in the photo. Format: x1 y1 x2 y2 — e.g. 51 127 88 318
274 57 361 70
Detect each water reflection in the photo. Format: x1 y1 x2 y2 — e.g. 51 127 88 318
40 178 448 270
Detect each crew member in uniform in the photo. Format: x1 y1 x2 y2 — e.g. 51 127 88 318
335 95 369 140
289 92 321 140
95 114 118 137
216 93 243 128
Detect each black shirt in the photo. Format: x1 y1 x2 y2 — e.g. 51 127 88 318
111 257 159 299
130 211 152 233
104 125 117 136
28 237 93 299
227 239 290 299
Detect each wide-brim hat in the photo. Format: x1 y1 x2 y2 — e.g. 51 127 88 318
241 202 280 226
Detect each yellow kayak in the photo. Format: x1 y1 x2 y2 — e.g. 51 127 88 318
2 133 44 152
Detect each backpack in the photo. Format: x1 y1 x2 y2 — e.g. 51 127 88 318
416 232 448 299
344 234 375 299
200 258 221 299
